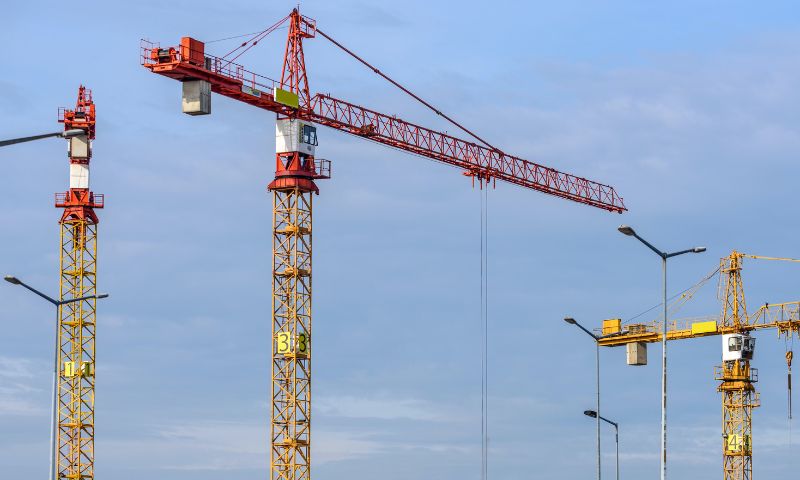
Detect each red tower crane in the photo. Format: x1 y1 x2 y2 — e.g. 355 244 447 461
142 9 626 480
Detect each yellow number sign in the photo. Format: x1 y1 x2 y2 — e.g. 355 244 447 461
277 332 292 354
297 333 308 354
276 332 309 355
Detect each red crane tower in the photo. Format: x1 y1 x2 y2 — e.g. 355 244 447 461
142 9 626 480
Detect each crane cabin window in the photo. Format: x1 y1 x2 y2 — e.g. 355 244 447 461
302 125 318 146
728 336 742 352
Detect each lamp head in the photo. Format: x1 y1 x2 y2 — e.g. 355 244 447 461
693 247 707 253
61 129 85 139
617 225 635 236
96 293 109 299
564 317 577 325
4 275 21 285
584 410 598 418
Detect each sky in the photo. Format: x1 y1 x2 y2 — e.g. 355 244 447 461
2 0 800 479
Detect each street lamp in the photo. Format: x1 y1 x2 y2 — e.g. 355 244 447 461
617 225 705 480
585 409 619 480
0 129 85 148
4 275 108 480
564 317 602 480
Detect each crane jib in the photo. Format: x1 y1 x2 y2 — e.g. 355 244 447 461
140 39 626 213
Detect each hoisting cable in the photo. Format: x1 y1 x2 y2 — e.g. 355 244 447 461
479 182 489 480
219 14 291 67
787 333 794 448
787 349 793 420
206 31 270 44
315 28 503 154
625 265 720 324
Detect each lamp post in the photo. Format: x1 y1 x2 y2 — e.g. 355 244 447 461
585 409 619 480
617 225 704 480
4 275 108 480
564 317 602 480
0 129 84 148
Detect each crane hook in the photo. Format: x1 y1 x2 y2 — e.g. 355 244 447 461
787 350 793 420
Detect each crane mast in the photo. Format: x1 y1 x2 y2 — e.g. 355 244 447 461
142 9 626 480
268 13 321 480
55 86 104 480
717 252 758 480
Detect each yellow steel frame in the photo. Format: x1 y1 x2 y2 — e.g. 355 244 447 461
718 251 756 480
57 219 97 480
271 187 312 480
596 251 800 480
598 302 800 347
717 362 759 480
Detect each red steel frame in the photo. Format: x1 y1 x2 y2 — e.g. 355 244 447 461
141 9 626 213
56 86 103 223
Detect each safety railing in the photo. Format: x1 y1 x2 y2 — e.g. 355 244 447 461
140 39 280 94
314 158 331 179
715 365 759 382
55 193 104 208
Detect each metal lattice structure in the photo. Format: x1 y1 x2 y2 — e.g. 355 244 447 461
270 188 313 480
598 250 800 480
57 220 98 480
717 364 759 480
55 85 102 480
717 252 759 480
141 9 627 480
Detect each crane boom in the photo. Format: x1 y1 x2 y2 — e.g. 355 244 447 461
598 301 800 347
141 37 626 212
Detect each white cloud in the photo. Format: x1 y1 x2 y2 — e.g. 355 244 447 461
0 356 47 416
0 357 37 379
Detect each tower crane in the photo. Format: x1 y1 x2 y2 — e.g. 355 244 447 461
56 86 104 480
142 9 626 480
599 251 800 480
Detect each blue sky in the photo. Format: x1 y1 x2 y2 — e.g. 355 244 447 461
2 0 800 479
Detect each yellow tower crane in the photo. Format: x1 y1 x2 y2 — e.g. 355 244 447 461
599 250 800 480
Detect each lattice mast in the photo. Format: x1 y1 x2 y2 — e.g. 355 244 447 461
268 11 323 480
717 252 759 480
55 86 104 480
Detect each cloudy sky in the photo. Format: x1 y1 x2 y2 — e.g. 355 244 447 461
2 0 800 479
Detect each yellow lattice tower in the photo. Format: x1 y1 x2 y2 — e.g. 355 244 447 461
268 115 323 480
717 251 760 480
270 187 313 480
268 14 323 480
55 85 103 480
57 219 98 480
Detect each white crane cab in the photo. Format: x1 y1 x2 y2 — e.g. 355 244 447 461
276 118 318 156
722 333 755 362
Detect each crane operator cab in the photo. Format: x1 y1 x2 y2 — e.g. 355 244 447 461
722 333 755 362
276 118 318 156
